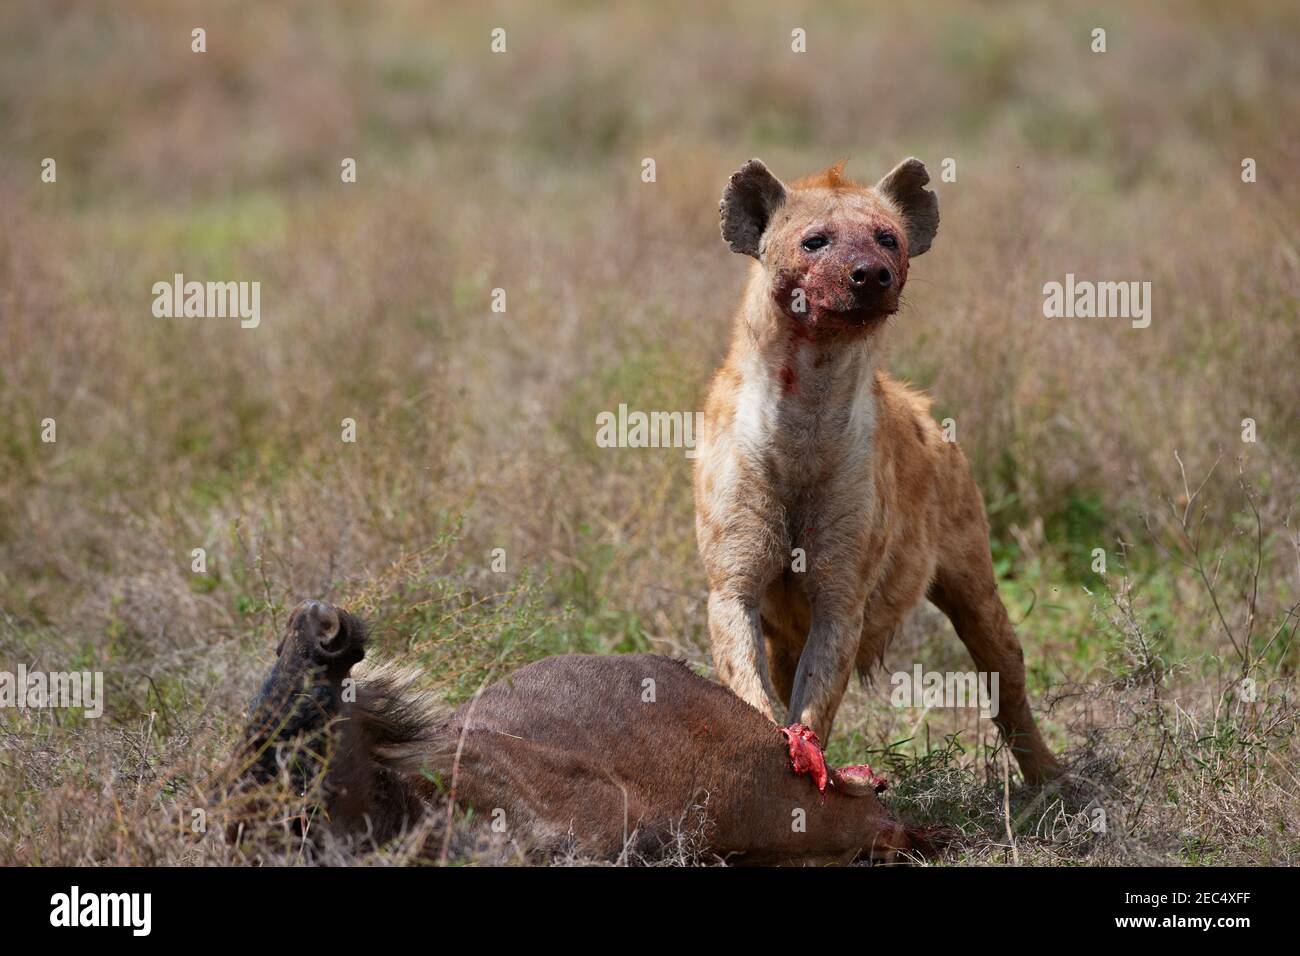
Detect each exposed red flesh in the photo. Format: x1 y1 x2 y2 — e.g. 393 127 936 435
780 723 888 795
780 723 831 793
834 763 889 794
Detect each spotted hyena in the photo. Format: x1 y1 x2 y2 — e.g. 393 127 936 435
694 157 1063 784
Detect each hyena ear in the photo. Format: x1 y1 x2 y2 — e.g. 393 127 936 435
720 159 788 259
875 158 939 257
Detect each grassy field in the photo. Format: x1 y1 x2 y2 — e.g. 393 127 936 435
1 0 1297 865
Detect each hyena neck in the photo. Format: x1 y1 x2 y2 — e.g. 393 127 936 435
737 290 882 436
726 300 881 488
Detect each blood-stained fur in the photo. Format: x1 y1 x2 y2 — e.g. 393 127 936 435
695 158 1062 783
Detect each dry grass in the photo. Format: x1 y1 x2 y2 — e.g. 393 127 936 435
1 0 1297 865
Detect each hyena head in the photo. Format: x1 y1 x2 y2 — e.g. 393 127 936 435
720 158 938 334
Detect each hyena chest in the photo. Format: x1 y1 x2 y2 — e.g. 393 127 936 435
779 476 877 571
731 359 878 566
764 404 877 560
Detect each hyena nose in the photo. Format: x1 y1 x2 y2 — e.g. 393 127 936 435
850 262 893 288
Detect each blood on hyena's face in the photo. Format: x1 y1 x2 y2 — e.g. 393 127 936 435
763 188 910 329
719 158 939 336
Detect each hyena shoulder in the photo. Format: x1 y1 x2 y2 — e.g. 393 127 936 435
876 373 939 446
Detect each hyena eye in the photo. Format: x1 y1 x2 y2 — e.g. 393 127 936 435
801 235 828 252
876 232 897 249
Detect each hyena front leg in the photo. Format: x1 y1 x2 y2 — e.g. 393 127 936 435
787 602 864 741
708 591 777 721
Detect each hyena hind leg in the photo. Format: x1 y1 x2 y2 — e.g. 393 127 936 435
927 559 1065 785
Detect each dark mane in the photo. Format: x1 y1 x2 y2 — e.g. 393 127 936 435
353 660 453 774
